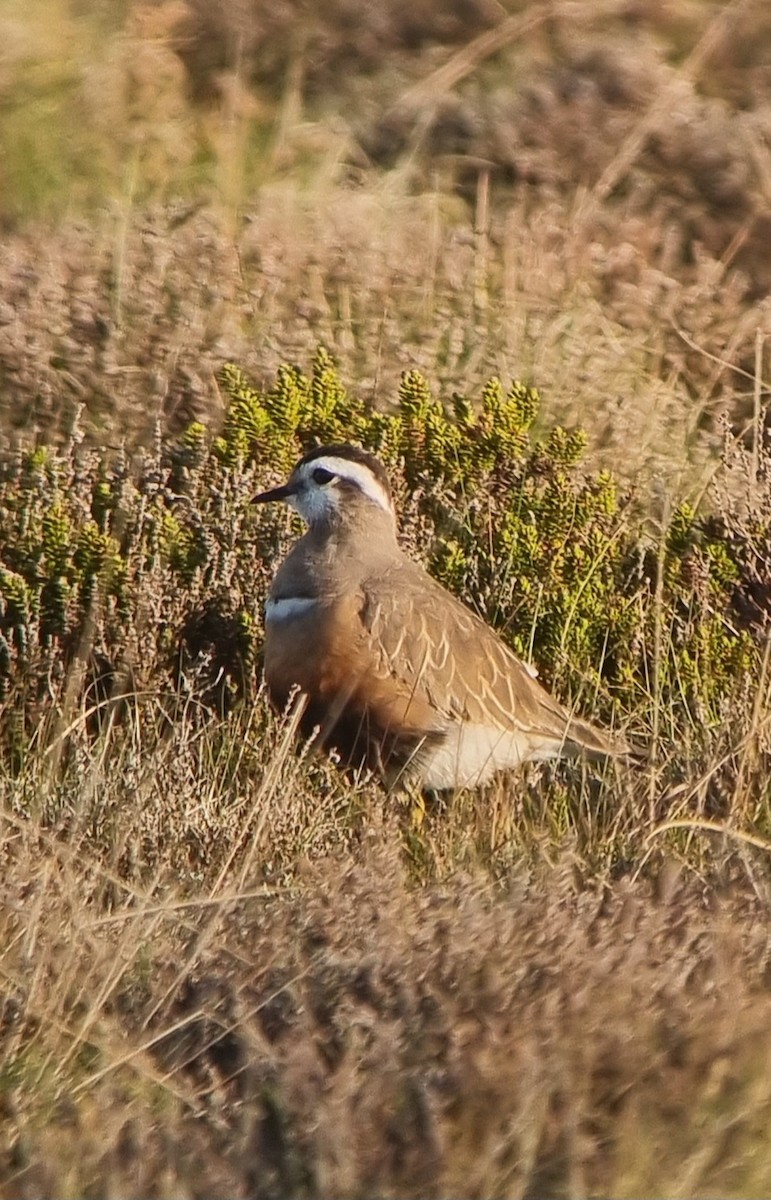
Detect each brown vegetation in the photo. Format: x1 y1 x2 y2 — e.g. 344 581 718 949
5 828 771 1198
1 0 771 1194
1 0 769 471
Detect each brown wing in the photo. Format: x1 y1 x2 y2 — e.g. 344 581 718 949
358 559 624 758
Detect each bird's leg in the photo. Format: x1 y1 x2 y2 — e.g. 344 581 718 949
409 785 427 830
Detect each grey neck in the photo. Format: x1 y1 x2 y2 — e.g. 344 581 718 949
273 504 400 600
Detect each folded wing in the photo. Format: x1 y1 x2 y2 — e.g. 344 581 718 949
358 559 625 761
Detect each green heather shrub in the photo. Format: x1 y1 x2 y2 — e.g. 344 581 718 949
0 347 763 764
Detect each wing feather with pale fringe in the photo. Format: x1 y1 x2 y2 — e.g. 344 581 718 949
357 559 627 760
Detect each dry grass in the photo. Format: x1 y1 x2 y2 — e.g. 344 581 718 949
2 723 771 1197
1 0 770 483
2 0 771 1194
0 672 770 1195
0 186 765 495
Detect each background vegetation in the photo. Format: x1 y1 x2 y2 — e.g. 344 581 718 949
1 0 771 1194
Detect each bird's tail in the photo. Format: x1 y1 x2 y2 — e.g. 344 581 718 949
561 712 634 761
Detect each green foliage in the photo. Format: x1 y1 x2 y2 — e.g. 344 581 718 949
216 348 375 469
0 569 34 672
652 512 755 712
160 511 210 583
215 349 760 728
0 348 763 768
216 364 271 466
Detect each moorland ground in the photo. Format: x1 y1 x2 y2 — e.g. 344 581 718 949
1 1 771 1195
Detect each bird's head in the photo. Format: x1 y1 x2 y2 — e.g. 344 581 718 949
253 443 396 531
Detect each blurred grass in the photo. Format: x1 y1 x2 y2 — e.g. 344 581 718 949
0 0 767 484
0 0 126 219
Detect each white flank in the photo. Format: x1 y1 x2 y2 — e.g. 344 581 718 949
265 596 319 622
420 723 562 790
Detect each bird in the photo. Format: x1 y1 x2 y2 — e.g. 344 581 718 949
253 443 628 790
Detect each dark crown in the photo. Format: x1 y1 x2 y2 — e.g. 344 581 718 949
298 443 392 500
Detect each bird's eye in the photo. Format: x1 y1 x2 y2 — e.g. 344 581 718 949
312 467 335 486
